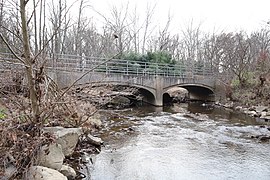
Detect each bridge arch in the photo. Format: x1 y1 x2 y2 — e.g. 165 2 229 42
137 88 156 105
164 84 215 102
74 81 157 106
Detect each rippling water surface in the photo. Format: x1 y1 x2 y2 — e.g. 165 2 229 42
86 103 270 180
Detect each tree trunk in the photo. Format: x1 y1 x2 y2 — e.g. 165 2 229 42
20 0 40 122
33 0 38 54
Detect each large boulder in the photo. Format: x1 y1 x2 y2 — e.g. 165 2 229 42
247 110 258 117
260 114 270 121
260 111 270 118
110 96 131 107
27 166 67 180
166 87 188 102
60 165 76 180
38 143 65 170
85 114 102 128
255 106 268 113
43 127 82 156
86 134 104 146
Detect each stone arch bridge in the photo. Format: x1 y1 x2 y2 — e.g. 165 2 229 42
47 54 217 106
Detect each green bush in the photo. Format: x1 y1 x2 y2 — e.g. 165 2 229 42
119 52 142 62
0 109 6 120
119 51 176 65
114 51 178 75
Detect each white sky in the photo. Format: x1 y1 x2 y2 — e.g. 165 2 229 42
84 0 270 34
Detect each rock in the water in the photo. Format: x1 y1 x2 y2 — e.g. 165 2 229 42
242 107 248 113
258 136 270 142
255 106 268 113
60 165 76 180
248 106 256 111
247 110 258 117
256 117 270 123
171 104 188 113
27 166 67 180
166 87 189 102
260 111 268 118
235 106 243 111
43 127 82 156
87 134 104 146
110 96 131 107
193 113 208 121
38 143 65 170
260 111 270 121
87 114 102 128
224 102 234 108
183 113 208 121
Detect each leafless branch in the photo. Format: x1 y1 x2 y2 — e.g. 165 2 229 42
26 0 40 25
0 33 25 65
0 26 23 42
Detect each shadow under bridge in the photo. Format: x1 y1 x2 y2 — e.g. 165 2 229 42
163 84 215 103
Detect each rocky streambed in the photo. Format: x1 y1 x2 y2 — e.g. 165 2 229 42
215 102 270 141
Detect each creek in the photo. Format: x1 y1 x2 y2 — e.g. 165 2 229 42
84 102 270 180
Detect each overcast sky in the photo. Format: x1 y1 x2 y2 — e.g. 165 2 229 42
86 0 270 34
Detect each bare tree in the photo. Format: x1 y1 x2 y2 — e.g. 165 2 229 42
179 20 204 74
127 6 140 53
250 28 270 72
141 3 156 54
157 12 172 51
248 28 270 86
213 32 255 86
33 0 38 54
74 0 89 56
202 32 225 73
0 0 4 26
49 0 63 55
94 3 132 56
20 0 40 122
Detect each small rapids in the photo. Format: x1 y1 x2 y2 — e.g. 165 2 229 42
84 103 270 180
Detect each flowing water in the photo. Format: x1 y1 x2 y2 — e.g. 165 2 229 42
84 102 270 180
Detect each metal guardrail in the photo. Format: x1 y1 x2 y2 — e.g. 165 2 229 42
0 53 214 78
51 54 214 77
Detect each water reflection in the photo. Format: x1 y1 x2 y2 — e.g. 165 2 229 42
88 102 270 180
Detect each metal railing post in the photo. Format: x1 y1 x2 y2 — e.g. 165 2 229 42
126 60 129 75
